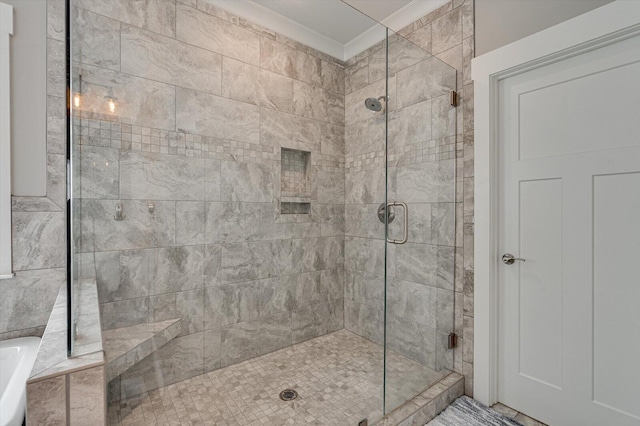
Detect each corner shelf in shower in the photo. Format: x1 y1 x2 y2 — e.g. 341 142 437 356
103 318 182 382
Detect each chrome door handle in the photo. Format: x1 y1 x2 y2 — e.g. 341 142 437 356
502 253 525 265
387 202 408 244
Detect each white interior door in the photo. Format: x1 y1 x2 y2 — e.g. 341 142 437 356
497 33 640 426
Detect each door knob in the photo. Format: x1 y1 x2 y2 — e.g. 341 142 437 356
502 253 525 265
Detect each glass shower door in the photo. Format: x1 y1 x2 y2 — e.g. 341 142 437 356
383 29 458 414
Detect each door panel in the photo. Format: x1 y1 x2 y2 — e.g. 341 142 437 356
593 172 640 420
498 34 640 426
518 179 563 389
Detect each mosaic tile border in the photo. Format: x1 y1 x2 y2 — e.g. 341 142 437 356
73 118 345 172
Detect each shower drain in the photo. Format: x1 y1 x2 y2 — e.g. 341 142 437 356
279 389 298 401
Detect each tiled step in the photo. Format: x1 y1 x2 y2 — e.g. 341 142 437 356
103 319 182 382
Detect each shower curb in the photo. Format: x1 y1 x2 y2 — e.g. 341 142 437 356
374 372 465 426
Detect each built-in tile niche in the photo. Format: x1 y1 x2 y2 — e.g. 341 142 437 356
281 148 311 214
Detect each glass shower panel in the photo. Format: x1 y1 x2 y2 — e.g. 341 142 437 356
383 29 458 414
70 0 391 423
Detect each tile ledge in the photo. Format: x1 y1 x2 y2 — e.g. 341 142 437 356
103 318 182 382
28 279 105 383
374 372 464 426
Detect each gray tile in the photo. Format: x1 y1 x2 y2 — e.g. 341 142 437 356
321 60 345 94
0 269 64 334
47 0 65 41
292 236 344 273
396 56 456 110
79 64 176 131
46 153 66 208
387 279 437 328
432 8 462 54
204 244 222 286
12 211 65 271
261 38 321 86
220 313 291 367
176 202 206 245
151 245 205 295
149 293 177 322
345 236 386 277
393 243 455 290
73 7 121 70
95 249 153 303
293 80 344 125
222 56 259 105
75 0 176 38
491 403 519 419
259 69 294 113
432 94 457 139
175 289 204 336
122 24 222 95
396 160 456 203
292 300 343 344
514 413 548 426
84 199 176 251
176 87 260 143
220 161 275 202
70 366 106 425
436 287 455 331
47 39 65 98
344 300 383 345
120 332 204 398
203 328 222 372
47 96 66 155
204 202 275 244
370 34 431 83
407 24 432 54
204 282 261 327
100 297 149 330
345 56 369 95
221 240 292 283
388 100 432 150
205 159 221 201
345 168 386 205
387 314 437 368
176 3 260 65
317 171 345 204
26 375 67 425
78 146 120 199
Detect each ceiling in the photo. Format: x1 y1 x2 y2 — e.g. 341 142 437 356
204 0 449 61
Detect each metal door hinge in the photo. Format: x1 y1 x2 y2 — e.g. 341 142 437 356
447 333 458 349
450 91 458 107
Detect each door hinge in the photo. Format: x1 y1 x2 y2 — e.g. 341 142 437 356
66 159 71 201
447 333 458 349
450 90 458 107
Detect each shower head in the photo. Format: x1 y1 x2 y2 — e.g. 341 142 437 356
364 96 386 112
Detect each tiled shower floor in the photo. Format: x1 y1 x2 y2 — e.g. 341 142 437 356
108 330 447 426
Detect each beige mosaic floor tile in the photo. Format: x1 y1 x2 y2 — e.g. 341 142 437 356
109 330 448 425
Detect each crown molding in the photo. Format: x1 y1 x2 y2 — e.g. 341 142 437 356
377 0 449 32
205 0 345 59
344 24 386 61
202 0 449 61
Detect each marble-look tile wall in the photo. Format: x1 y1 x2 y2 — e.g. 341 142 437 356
71 0 346 399
0 0 66 341
343 0 475 395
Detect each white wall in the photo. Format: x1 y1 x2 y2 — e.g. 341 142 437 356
475 0 614 55
5 0 47 196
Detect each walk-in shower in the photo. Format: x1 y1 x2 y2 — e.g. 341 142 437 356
68 0 459 424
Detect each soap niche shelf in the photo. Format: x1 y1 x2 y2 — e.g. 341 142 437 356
281 148 311 214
